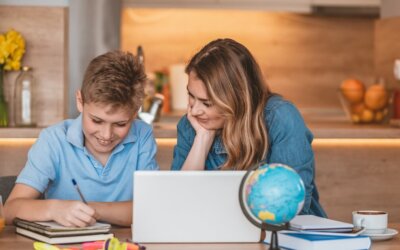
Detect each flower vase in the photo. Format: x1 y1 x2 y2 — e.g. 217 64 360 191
0 67 8 127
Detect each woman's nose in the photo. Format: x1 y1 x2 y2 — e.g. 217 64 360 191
190 101 203 116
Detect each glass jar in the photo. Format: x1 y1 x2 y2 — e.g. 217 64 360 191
14 66 36 127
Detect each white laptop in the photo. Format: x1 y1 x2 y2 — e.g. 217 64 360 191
132 171 261 243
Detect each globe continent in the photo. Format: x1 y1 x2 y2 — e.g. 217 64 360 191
246 163 305 225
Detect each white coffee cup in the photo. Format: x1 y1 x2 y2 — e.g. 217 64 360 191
352 210 388 234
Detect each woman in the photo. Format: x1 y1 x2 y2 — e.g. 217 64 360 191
171 38 326 217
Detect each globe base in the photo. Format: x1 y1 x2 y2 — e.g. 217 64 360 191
262 222 289 250
269 231 280 250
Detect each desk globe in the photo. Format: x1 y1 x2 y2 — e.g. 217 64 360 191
239 163 305 250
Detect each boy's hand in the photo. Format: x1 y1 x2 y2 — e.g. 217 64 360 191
49 200 97 227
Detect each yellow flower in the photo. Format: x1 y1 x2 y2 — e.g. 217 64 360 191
0 29 25 71
4 59 20 71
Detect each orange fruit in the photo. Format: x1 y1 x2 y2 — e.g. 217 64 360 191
340 79 365 104
364 84 388 111
360 108 374 123
375 111 384 122
351 114 361 123
350 103 365 115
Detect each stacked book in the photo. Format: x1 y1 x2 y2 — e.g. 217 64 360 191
264 215 371 250
14 218 114 244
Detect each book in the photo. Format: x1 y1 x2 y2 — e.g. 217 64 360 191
14 218 113 244
264 230 372 250
284 227 366 237
289 215 354 232
16 227 114 244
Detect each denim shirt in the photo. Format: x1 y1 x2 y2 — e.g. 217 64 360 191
171 95 327 217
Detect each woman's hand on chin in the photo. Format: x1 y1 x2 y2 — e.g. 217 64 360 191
187 105 216 139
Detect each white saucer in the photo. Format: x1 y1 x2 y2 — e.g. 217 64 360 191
362 228 398 241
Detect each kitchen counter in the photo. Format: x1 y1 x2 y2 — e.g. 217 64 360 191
0 114 399 139
153 119 400 139
152 111 400 138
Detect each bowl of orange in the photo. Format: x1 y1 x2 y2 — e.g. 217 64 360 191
339 79 393 124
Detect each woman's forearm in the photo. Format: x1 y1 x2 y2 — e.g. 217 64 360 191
182 132 215 170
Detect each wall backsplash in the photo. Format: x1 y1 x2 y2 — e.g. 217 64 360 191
121 9 376 112
0 6 67 127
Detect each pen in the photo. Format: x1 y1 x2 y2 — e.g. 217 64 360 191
72 178 88 204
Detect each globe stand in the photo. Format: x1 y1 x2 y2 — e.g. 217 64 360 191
261 222 290 250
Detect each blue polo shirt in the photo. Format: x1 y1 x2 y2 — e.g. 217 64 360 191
16 114 159 202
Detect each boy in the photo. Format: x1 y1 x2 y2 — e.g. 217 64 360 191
4 51 159 227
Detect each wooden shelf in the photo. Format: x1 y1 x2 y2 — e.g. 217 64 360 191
0 127 43 138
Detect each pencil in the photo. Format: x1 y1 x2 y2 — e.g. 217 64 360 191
71 179 88 204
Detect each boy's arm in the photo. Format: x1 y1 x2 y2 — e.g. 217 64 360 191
88 201 132 227
4 183 96 227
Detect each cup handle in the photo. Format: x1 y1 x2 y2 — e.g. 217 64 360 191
355 218 365 228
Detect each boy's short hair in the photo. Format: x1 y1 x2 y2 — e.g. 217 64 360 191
81 50 146 113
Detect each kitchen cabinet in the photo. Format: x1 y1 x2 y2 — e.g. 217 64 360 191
311 0 380 7
311 0 380 16
0 0 68 7
122 0 311 13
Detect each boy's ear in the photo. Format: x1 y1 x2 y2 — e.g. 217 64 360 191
76 91 84 113
131 111 138 120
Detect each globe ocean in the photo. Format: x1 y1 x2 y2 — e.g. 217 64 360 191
245 163 305 225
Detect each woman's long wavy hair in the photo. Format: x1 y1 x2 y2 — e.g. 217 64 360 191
186 38 272 170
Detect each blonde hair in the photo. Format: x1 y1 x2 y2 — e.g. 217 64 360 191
81 50 146 113
186 38 272 170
